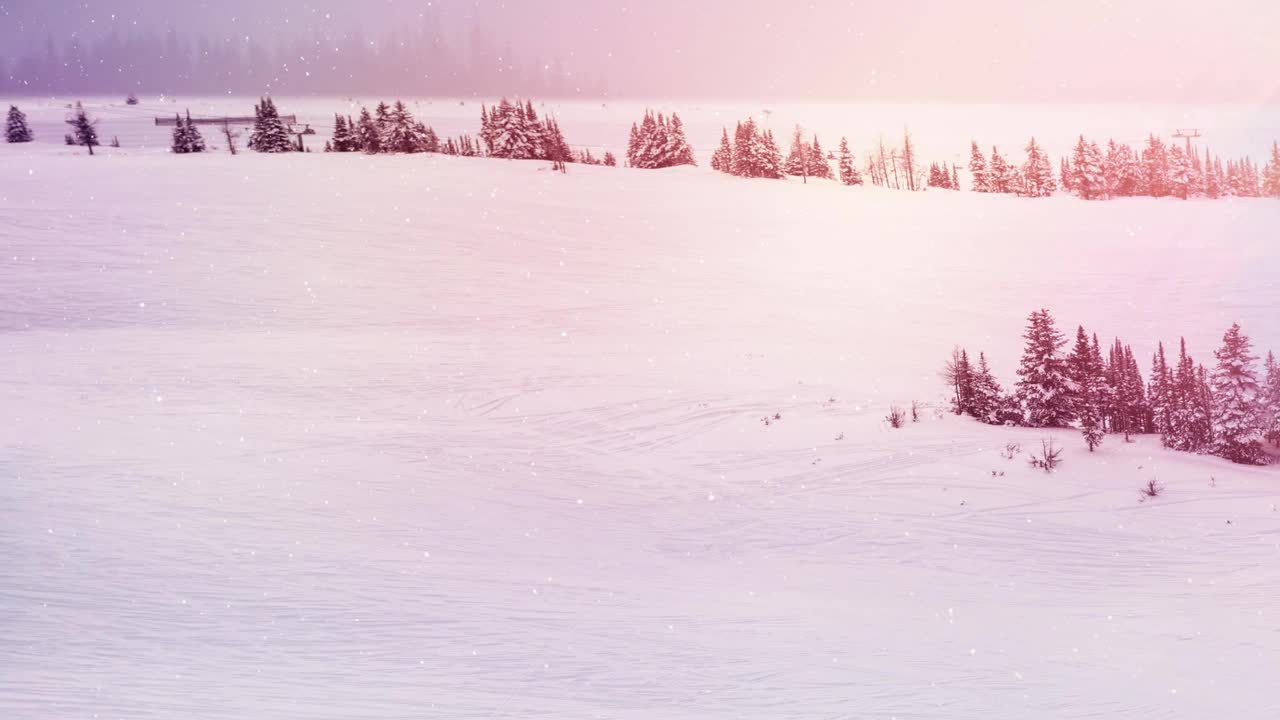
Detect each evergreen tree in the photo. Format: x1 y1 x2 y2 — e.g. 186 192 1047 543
1015 309 1073 427
1142 134 1170 197
5 105 33 143
837 137 861 185
331 114 355 152
1020 137 1056 197
1068 326 1105 451
969 352 1004 424
711 128 733 172
950 164 960 191
1059 156 1073 193
988 146 1017 194
66 101 99 155
171 110 205 154
666 113 696 167
1263 141 1280 198
1168 144 1193 199
809 136 832 179
1070 136 1106 199
248 97 293 153
382 100 420 153
1149 342 1173 440
760 129 785 179
1262 350 1280 447
355 107 381 153
603 151 617 167
1209 323 1267 464
785 125 809 179
968 141 988 192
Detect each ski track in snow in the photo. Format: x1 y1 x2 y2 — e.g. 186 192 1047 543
2 100 1280 719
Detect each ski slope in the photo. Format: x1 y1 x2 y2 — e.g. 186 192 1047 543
2 101 1280 720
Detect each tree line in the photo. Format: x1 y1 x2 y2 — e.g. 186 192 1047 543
947 310 1280 465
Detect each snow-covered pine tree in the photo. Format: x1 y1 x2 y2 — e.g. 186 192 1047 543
523 101 547 160
1149 342 1173 439
1068 326 1105 451
1021 137 1056 197
248 97 293 153
1170 338 1211 451
331 115 353 152
416 123 440 153
603 151 617 167
1142 134 1170 197
480 105 495 155
1059 156 1073 193
970 352 1005 424
988 146 1014 194
968 141 988 192
1015 309 1073 428
731 121 755 177
1168 144 1193 199
6 105 33 143
759 129 784 179
1262 350 1280 447
355 107 381 153
710 128 733 173
170 113 188 153
633 111 660 168
544 117 573 166
489 98 535 159
66 101 99 155
809 136 832 179
666 113 696 167
950 164 960 191
785 125 808 179
183 111 205 153
1090 333 1114 433
1264 141 1280 198
382 100 419 153
373 101 394 149
1070 136 1106 199
1209 323 1267 464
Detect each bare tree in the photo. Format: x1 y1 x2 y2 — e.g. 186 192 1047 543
221 122 241 155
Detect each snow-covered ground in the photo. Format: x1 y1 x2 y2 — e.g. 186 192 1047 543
2 101 1280 719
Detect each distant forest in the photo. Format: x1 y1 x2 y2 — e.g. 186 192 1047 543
0 22 598 97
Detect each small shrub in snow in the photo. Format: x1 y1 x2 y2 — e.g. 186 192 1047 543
886 406 906 429
1140 478 1163 498
911 400 921 423
1001 442 1021 460
1028 439 1063 472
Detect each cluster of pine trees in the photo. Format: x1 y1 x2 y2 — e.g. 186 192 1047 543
709 119 784 179
247 97 295 153
948 310 1280 465
5 105 33 143
926 162 961 190
783 127 832 181
626 111 695 169
170 111 206 154
1061 135 1280 200
479 99 573 163
968 138 1057 196
327 101 441 154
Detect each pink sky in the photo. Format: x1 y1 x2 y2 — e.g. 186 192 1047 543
3 0 1278 101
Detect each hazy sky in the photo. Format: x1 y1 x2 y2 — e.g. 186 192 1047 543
2 0 1277 101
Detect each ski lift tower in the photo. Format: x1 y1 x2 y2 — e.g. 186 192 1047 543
1173 128 1202 155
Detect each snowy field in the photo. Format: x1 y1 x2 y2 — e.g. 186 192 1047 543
3 99 1280 719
